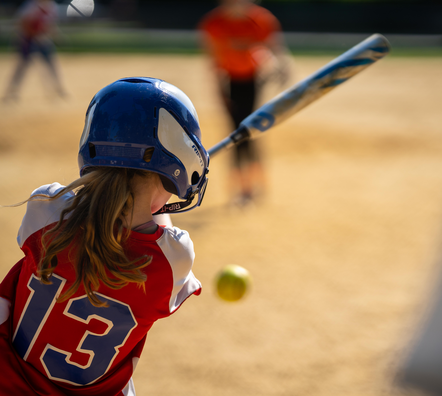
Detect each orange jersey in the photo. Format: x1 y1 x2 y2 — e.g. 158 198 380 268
199 4 281 80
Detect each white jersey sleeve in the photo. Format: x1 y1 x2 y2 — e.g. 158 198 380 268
17 183 73 248
156 226 201 313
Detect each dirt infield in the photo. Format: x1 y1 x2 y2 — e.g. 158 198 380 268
1 53 442 396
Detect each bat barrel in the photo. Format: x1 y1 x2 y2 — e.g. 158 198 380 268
207 33 390 158
240 33 390 137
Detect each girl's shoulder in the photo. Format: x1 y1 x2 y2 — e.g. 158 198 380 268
30 182 68 198
157 225 195 265
18 183 74 248
157 226 200 312
128 224 195 263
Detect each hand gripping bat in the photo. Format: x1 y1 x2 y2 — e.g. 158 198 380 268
208 33 390 157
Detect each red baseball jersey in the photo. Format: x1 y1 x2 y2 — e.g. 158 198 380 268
0 183 202 396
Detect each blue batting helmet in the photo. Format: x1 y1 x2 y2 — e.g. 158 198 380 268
78 77 209 214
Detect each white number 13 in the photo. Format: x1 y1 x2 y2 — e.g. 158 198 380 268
13 274 137 385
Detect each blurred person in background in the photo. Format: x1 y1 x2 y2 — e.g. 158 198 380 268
199 0 290 206
2 0 67 102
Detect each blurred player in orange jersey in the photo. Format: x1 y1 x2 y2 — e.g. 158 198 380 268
199 0 290 206
2 0 67 102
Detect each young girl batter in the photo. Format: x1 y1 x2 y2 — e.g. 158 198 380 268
0 77 209 395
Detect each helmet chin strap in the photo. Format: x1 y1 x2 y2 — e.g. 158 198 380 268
152 195 196 215
153 177 209 215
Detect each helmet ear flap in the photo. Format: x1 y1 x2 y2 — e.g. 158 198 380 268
159 174 178 195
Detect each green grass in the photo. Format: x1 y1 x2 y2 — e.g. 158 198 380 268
1 46 440 57
1 28 440 57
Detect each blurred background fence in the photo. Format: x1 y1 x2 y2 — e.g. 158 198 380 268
1 0 441 55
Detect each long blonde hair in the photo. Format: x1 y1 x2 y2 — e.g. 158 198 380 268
28 168 155 307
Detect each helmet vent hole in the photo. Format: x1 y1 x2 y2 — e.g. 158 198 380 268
153 126 157 139
153 107 157 118
191 171 200 185
169 110 178 121
89 143 96 159
143 148 155 163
